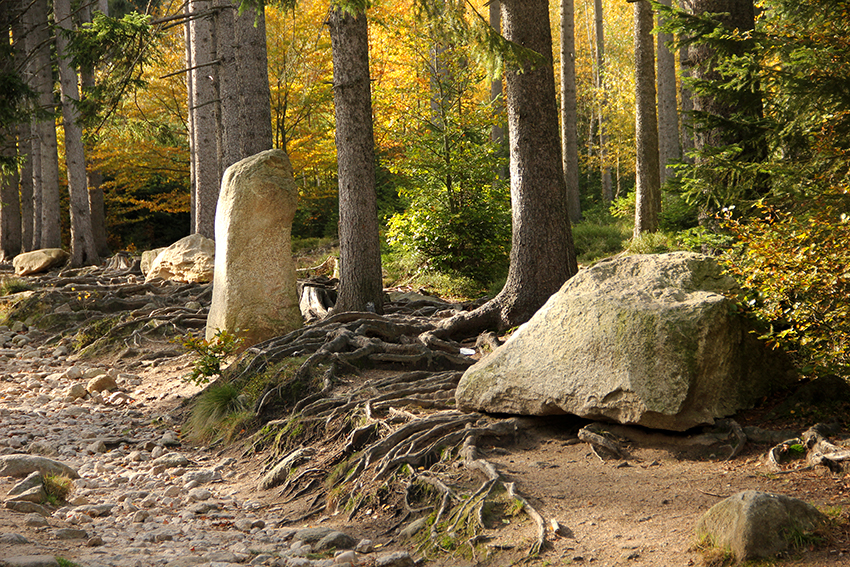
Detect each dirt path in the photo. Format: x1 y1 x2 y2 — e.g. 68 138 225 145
1 272 849 567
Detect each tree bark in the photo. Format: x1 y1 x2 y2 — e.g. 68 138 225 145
593 0 613 203
29 0 60 249
560 0 580 222
188 0 220 239
488 1 505 146
656 0 680 184
54 0 100 267
2 1 24 260
214 0 241 171
234 3 273 157
633 0 661 236
496 0 578 325
677 0 695 163
328 4 384 315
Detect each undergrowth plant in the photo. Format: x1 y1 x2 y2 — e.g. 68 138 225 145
43 474 73 505
180 328 243 386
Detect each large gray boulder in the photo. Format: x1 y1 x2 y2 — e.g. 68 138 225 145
696 490 826 560
144 234 215 283
12 249 68 276
206 149 301 347
456 252 794 431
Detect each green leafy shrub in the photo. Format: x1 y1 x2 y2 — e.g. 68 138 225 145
723 196 850 378
181 329 243 386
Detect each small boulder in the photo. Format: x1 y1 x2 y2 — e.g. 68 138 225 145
13 249 69 276
86 374 118 393
315 530 357 551
696 490 827 560
0 556 59 567
0 455 78 479
151 452 189 469
144 234 215 284
140 247 167 276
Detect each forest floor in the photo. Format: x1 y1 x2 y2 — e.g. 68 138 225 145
1 266 850 567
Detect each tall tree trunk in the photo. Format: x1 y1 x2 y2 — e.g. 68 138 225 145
560 0 580 222
2 1 24 260
29 0 60 249
495 0 578 325
17 122 33 253
328 3 384 315
488 1 505 145
633 0 661 236
188 0 220 239
656 0 680 184
54 0 99 267
81 1 110 257
594 0 613 203
234 3 273 157
215 0 241 171
688 0 762 226
677 0 695 163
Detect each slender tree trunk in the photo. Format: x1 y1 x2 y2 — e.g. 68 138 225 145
80 2 110 257
656 0 680 183
495 0 578 325
184 2 197 228
2 1 24 260
594 0 613 203
235 3 273 157
328 3 384 314
633 0 661 236
188 0 220 239
54 0 100 267
29 0 60 249
17 123 33 253
560 0 580 222
489 1 505 145
677 0 695 163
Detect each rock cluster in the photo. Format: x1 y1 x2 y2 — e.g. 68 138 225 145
0 324 412 567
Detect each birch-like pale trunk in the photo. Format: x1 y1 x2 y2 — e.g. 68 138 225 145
560 0 580 221
54 0 100 266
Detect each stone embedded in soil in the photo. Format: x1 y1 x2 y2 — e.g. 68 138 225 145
0 455 78 479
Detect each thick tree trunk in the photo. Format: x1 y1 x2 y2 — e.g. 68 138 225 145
593 0 613 203
215 0 241 171
688 0 760 149
29 0 60 249
495 0 578 325
633 0 661 236
656 0 680 184
54 0 99 267
560 0 580 222
234 4 273 157
328 4 384 315
188 0 220 239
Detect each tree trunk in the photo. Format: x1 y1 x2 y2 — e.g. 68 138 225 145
2 2 24 260
234 3 273 157
495 0 578 325
81 2 110 258
560 0 580 222
594 0 613 203
188 0 220 239
215 0 241 171
488 1 505 145
29 0 60 249
688 0 759 150
54 0 100 267
656 0 680 184
633 0 661 236
328 4 384 315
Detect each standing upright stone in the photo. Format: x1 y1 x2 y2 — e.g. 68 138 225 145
206 149 301 346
